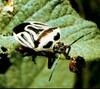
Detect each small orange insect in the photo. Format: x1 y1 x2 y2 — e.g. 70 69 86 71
69 56 86 73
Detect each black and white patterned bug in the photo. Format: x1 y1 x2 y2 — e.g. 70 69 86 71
13 21 66 69
13 22 60 51
13 21 86 75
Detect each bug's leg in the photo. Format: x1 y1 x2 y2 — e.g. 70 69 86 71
49 55 60 81
48 57 55 69
32 55 37 64
16 46 32 56
24 48 37 64
16 46 37 64
31 50 37 64
62 45 71 60
23 48 37 64
48 53 56 69
66 46 71 56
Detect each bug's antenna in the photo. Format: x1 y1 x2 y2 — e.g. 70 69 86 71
69 32 91 46
63 32 92 59
49 55 60 81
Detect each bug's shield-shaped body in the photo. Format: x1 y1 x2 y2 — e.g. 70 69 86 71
13 21 61 69
13 21 61 52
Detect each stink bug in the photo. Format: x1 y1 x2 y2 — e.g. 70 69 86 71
13 21 88 80
13 21 63 69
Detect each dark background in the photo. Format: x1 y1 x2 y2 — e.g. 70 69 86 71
69 0 100 88
70 0 100 29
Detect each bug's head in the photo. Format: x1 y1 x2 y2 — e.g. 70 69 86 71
53 42 67 54
53 42 71 59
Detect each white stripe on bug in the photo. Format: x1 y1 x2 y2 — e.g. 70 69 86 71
22 32 35 48
13 33 28 47
32 24 49 30
14 32 34 48
24 25 38 40
28 21 49 30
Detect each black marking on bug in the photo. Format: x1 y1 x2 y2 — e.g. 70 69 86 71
21 34 28 41
34 41 40 48
1 47 7 52
27 26 43 34
18 37 25 45
13 23 30 34
43 41 53 48
54 33 60 41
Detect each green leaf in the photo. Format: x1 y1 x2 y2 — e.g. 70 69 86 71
0 0 100 88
